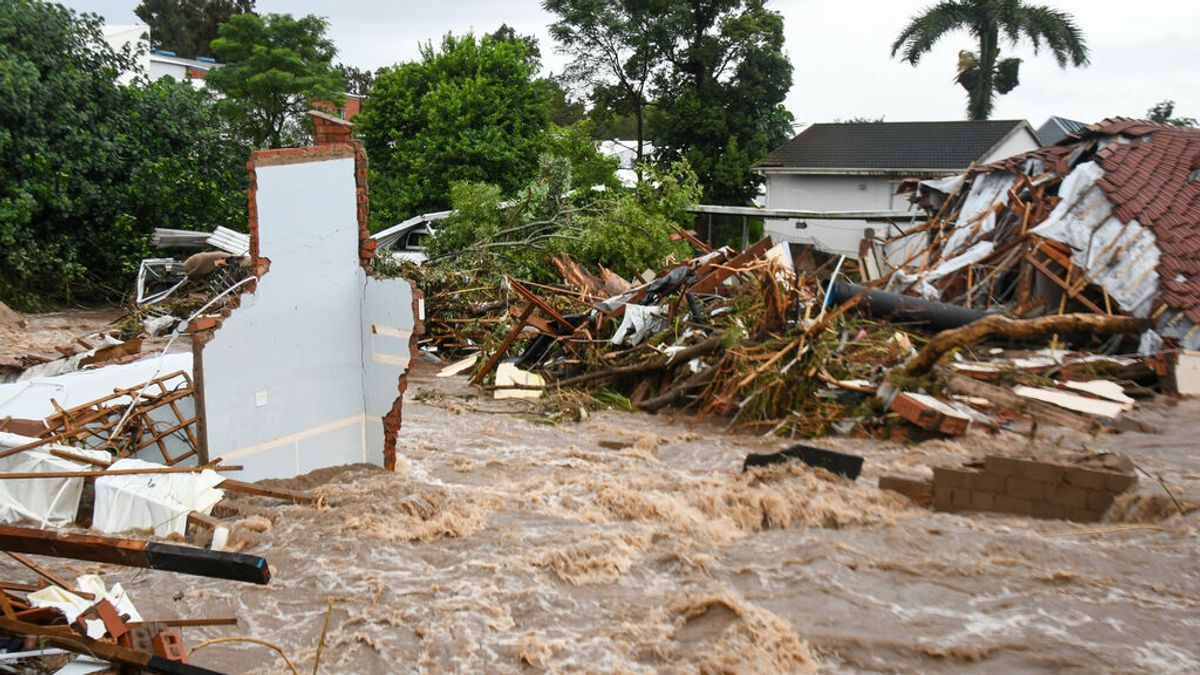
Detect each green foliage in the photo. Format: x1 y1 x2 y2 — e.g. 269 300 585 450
135 0 255 58
0 0 247 308
358 32 610 226
425 156 695 283
547 0 793 203
205 13 345 149
648 0 794 204
545 0 670 172
891 0 1089 120
1147 100 1197 128
336 63 375 97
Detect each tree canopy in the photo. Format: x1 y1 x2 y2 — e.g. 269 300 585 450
891 0 1089 120
649 0 794 204
135 0 255 59
545 0 671 169
205 13 345 149
356 32 613 226
0 0 247 308
545 0 792 205
1147 100 1197 128
426 155 695 283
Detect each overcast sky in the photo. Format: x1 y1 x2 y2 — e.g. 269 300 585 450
66 0 1199 128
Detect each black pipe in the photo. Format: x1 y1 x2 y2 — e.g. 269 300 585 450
824 281 988 332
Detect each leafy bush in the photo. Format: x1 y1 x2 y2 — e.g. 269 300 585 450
424 155 697 283
0 1 247 309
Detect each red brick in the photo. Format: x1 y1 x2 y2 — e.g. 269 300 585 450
952 488 972 508
878 476 933 503
1047 483 1088 509
1086 490 1116 512
970 490 996 511
1032 501 1073 521
1006 476 1048 501
993 494 1034 515
189 316 219 332
933 486 957 512
932 467 977 489
968 471 1005 493
891 391 969 435
984 455 1024 477
1103 472 1138 494
1062 467 1110 491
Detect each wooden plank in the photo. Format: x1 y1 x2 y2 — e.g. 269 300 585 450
130 617 239 628
5 552 93 599
506 277 575 331
941 370 1099 433
0 615 226 674
0 524 271 585
690 237 774 295
470 303 534 386
0 465 241 480
219 479 317 504
1012 386 1126 419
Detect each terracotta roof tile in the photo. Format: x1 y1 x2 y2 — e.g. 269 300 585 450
1089 124 1200 323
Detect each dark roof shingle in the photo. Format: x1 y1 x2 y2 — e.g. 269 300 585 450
754 120 1028 172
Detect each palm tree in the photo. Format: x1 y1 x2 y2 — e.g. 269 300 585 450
891 0 1089 120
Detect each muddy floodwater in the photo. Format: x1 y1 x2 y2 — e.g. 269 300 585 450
10 361 1199 673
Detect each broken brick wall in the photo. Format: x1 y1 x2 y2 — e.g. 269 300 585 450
933 455 1137 522
193 139 416 481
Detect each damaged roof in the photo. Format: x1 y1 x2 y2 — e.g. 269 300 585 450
1090 119 1200 323
754 120 1032 173
979 117 1200 324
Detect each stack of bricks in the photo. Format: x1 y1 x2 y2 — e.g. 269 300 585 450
309 109 354 145
933 455 1137 522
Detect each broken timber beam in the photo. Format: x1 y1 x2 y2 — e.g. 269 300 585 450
218 479 317 504
0 615 226 675
0 465 242 479
905 313 1144 376
471 303 535 386
939 369 1099 433
0 524 271 585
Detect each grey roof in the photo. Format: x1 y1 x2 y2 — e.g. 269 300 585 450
1036 116 1088 146
754 120 1030 173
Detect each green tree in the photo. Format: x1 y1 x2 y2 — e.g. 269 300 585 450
358 32 608 225
650 0 794 204
426 156 693 282
336 63 375 97
135 0 255 58
545 0 671 172
1146 100 1197 128
0 0 247 308
891 0 1089 121
205 13 345 149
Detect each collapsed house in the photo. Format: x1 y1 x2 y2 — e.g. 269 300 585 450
893 117 1200 351
192 113 420 480
0 113 420 669
1 112 421 484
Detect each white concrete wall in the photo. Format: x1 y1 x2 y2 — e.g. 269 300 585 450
981 127 1041 164
199 155 414 480
762 174 902 256
148 60 188 82
102 24 149 85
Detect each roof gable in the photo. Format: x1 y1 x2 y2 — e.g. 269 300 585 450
755 120 1031 173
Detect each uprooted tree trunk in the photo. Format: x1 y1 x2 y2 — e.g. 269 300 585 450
904 313 1146 377
553 333 726 390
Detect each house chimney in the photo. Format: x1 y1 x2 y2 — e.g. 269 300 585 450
308 109 354 146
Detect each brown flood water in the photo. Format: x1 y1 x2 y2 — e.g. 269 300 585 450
10 361 1199 673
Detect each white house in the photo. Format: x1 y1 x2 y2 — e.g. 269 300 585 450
753 120 1041 258
147 51 220 89
101 24 150 85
